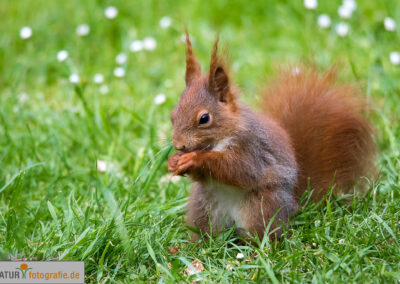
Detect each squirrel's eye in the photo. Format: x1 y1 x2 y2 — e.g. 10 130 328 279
199 113 210 125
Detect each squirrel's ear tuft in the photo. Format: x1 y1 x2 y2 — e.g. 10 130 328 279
209 37 233 104
185 30 201 86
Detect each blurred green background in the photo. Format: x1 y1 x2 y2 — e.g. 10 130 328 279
0 0 399 282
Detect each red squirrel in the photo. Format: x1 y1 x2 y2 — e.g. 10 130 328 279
167 33 376 241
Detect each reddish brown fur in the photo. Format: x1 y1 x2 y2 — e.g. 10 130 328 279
262 67 376 201
168 35 376 242
184 30 201 86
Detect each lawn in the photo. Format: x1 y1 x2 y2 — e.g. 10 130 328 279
0 0 399 282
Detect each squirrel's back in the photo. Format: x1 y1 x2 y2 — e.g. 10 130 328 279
262 67 376 201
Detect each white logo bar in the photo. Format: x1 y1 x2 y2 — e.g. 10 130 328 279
0 262 84 283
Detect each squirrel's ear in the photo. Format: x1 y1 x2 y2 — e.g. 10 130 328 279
209 37 232 103
211 66 230 102
185 30 201 86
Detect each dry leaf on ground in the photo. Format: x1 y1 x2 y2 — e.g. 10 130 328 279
184 259 205 276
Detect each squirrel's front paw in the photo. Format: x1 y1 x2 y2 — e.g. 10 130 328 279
168 152 184 172
174 151 200 176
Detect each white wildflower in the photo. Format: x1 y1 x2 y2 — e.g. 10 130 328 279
76 24 90 36
160 16 172 29
339 0 357 18
93 74 104 84
335 22 349 37
97 160 107 172
115 53 127 64
338 238 345 244
236 253 244 259
69 73 80 84
390 52 400 65
143 37 157 50
384 17 396 31
114 67 125 77
57 50 68 62
130 40 144 52
20 26 32 39
13 106 19 113
318 14 331 28
338 5 353 19
154 93 166 105
304 0 317 10
99 85 109 94
104 6 118 19
343 0 357 11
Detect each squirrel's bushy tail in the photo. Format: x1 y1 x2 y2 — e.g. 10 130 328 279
262 67 376 201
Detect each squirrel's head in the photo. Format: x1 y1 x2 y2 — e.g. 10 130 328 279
171 32 239 152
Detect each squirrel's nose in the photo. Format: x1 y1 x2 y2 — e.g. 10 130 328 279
174 142 186 152
173 137 186 151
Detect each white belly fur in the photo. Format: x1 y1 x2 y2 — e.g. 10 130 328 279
206 179 246 230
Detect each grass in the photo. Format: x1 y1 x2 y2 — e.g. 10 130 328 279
0 0 400 282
